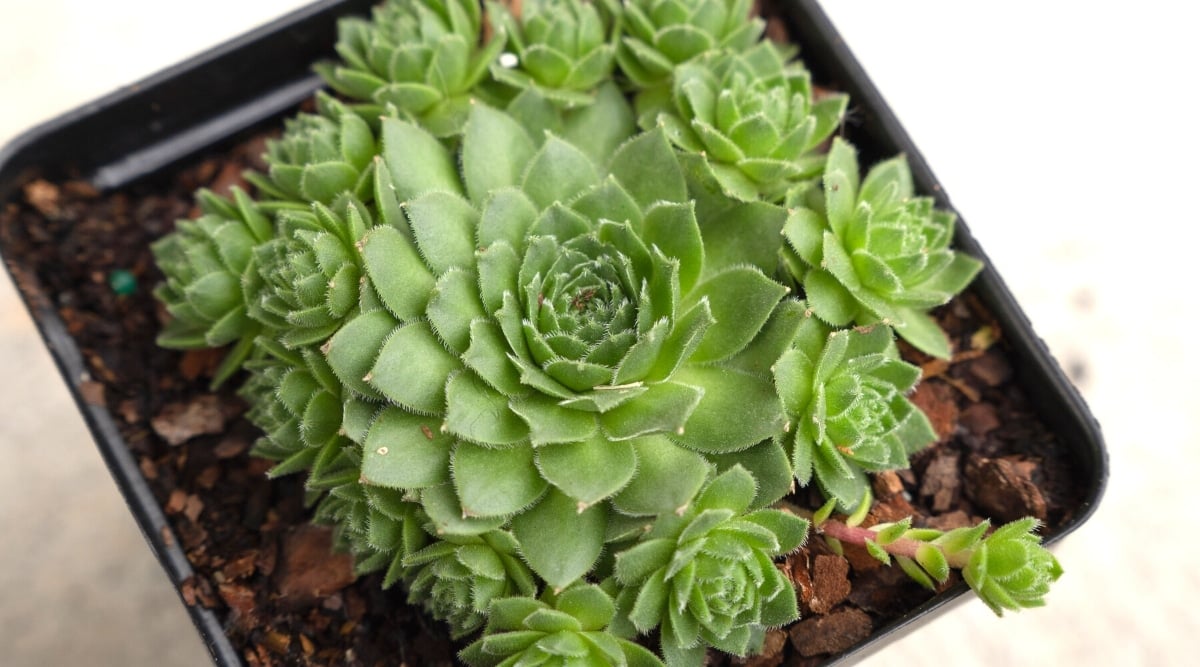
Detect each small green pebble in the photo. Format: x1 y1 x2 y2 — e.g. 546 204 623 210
108 269 137 296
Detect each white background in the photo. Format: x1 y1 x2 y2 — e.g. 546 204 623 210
1 1 1195 664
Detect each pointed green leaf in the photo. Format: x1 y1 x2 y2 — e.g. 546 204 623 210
555 584 616 632
381 117 462 201
324 309 397 398
405 191 479 274
452 441 547 517
361 407 451 488
628 570 668 632
613 436 710 516
707 438 794 510
561 82 637 166
687 267 788 363
361 224 436 321
463 102 537 204
463 318 523 395
642 202 704 294
671 365 785 454
696 465 756 515
522 135 601 210
536 434 636 506
369 321 461 415
608 127 687 208
743 509 810 554
511 489 606 590
509 393 598 446
445 371 530 445
422 483 506 536
599 381 703 440
427 268 486 353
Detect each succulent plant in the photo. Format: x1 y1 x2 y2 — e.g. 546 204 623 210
651 44 848 202
461 583 664 667
489 0 619 106
243 93 378 205
315 0 506 136
151 187 271 387
817 507 1062 616
405 531 538 637
150 1 1060 663
334 104 795 591
613 467 807 664
781 137 984 358
617 0 765 89
250 197 377 349
772 309 936 510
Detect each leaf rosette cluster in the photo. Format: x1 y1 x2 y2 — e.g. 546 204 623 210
613 467 807 663
244 93 378 205
773 311 936 510
316 0 505 136
782 138 984 357
654 44 848 202
490 0 618 105
617 0 764 88
147 1 1024 664
152 188 270 385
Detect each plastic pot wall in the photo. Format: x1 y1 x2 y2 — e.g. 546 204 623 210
0 1 1107 665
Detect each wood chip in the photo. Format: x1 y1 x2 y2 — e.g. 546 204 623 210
151 395 230 446
919 451 961 513
789 608 873 657
809 555 851 614
965 455 1048 522
275 526 356 608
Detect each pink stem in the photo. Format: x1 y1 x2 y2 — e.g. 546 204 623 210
818 520 971 568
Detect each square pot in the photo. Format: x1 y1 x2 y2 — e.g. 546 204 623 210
0 1 1107 664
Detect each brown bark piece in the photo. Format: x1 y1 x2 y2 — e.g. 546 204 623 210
219 582 258 629
918 451 960 513
967 349 1013 387
788 608 873 657
151 395 231 446
808 555 851 614
871 470 905 499
965 455 1048 522
959 402 1001 436
909 381 959 442
275 526 356 608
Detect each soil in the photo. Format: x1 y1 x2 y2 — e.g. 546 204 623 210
0 133 1085 667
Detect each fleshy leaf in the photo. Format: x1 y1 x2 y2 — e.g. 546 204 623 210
361 407 451 488
453 441 547 517
511 489 606 590
536 434 636 506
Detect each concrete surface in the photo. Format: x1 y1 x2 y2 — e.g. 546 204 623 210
1 1 1196 665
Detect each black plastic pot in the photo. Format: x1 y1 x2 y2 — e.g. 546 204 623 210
0 1 1107 665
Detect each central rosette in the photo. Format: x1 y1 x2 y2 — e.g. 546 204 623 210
524 237 639 389
320 102 791 590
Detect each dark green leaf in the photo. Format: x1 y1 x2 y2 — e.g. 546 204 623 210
453 441 547 517
361 407 451 488
536 434 636 506
369 321 461 414
381 117 462 200
511 489 606 590
687 267 788 363
613 435 710 516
